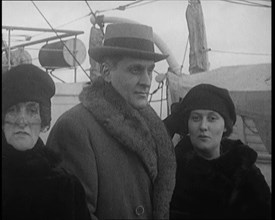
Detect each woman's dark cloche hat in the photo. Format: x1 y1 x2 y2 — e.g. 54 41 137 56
178 83 236 135
2 64 55 113
89 23 168 63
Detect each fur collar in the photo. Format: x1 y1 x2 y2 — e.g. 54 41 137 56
79 77 176 219
176 136 257 178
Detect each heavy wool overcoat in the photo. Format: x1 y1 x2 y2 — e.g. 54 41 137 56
47 78 176 220
2 132 91 220
170 136 271 219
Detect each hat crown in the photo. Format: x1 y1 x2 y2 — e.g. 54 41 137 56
89 23 168 63
2 64 55 113
104 23 154 41
103 23 155 53
182 83 236 125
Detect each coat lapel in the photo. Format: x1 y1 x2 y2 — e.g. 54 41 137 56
79 78 158 181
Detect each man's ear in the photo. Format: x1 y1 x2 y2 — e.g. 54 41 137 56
101 63 111 82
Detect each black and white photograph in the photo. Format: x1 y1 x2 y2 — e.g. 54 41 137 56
2 1 271 219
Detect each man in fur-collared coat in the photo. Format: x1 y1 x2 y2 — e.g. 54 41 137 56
47 23 176 220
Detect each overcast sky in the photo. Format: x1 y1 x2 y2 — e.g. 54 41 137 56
2 0 271 80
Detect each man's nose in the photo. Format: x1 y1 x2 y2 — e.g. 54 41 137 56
140 70 152 87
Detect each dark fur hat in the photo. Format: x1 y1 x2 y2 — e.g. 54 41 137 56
2 64 55 114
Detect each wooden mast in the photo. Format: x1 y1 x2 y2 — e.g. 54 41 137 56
186 0 209 74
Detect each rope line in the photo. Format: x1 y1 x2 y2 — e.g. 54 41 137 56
115 0 144 10
56 13 91 28
160 79 164 118
149 82 163 102
148 69 170 118
29 13 91 39
96 0 144 13
31 1 91 81
85 0 97 17
166 78 170 116
125 0 161 10
210 49 271 56
48 69 66 83
222 0 271 8
96 0 159 14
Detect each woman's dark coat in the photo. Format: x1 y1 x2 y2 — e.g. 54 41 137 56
2 132 91 220
170 136 271 219
46 78 176 220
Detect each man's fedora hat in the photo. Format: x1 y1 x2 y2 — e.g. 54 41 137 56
88 23 168 63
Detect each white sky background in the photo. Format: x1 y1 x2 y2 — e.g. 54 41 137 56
2 0 271 117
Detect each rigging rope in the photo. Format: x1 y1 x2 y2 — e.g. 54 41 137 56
31 1 91 81
166 78 170 116
160 79 164 118
115 0 144 10
56 13 91 28
29 13 91 39
96 0 159 14
222 0 271 8
125 0 161 10
48 69 66 83
96 0 143 13
85 0 97 18
149 69 170 118
210 49 271 56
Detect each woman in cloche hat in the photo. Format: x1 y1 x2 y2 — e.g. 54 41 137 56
2 64 91 220
164 83 271 219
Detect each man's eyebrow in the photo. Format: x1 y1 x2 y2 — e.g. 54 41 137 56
26 102 39 107
127 63 155 72
127 64 144 71
129 63 144 67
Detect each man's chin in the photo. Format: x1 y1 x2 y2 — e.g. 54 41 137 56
130 100 149 110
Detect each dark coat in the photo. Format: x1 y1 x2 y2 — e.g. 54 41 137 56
170 136 271 219
2 132 91 220
46 78 176 220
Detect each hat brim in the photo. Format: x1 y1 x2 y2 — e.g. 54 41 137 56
89 46 168 63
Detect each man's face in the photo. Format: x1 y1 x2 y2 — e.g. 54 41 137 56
108 57 155 109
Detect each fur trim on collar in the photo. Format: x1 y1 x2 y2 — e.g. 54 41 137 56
79 77 176 219
176 136 258 187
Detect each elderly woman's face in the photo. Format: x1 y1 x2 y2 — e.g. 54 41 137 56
3 101 42 151
188 110 226 160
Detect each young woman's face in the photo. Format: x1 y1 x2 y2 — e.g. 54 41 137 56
188 109 226 160
3 101 42 151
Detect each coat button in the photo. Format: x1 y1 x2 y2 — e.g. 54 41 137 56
135 205 144 216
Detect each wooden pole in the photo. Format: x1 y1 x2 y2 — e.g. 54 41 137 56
186 0 210 74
